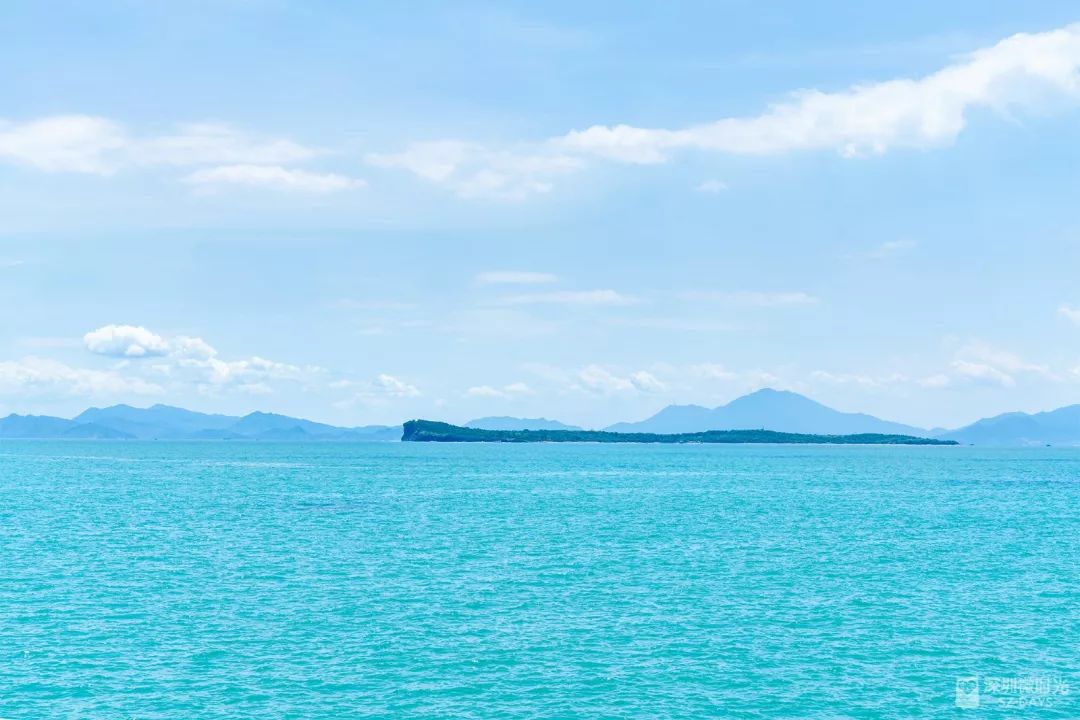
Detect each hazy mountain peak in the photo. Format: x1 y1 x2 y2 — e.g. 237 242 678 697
741 387 796 398
465 416 582 432
606 388 925 436
941 403 1080 446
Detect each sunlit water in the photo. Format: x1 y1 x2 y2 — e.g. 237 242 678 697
1 441 1077 718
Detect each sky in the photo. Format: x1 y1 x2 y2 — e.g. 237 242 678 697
4 1 1080 429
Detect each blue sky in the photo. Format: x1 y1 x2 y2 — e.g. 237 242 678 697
4 1 1080 429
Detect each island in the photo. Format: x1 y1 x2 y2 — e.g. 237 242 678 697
401 420 959 445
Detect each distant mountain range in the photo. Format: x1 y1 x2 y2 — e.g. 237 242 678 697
602 389 1080 446
605 388 927 436
0 404 401 441
937 405 1080 446
465 416 582 431
5 390 1080 445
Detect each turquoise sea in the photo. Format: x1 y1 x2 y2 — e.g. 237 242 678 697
1 441 1076 718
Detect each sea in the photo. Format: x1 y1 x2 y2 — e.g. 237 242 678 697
1 441 1076 718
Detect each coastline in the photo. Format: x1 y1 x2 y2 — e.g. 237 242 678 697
402 420 959 445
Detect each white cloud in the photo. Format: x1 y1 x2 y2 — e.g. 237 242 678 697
741 370 783 388
132 123 317 167
1059 303 1080 325
696 179 729 193
576 365 635 393
12 23 1080 201
942 341 1057 388
684 291 819 307
0 116 319 176
956 341 1055 379
0 356 163 397
799 342 1058 393
523 363 665 394
559 24 1080 162
575 365 666 394
367 140 469 182
80 324 322 397
367 140 583 199
0 116 127 174
475 270 559 285
84 325 171 358
504 381 534 395
372 373 421 398
171 336 218 359
333 374 422 406
793 342 1067 393
498 289 638 306
84 325 222 361
629 370 666 393
465 382 535 399
951 359 1016 387
530 362 794 398
183 164 365 193
176 355 319 388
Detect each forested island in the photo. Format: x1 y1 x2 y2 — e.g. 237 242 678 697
401 420 958 445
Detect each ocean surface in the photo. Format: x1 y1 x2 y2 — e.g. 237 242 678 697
1 441 1077 718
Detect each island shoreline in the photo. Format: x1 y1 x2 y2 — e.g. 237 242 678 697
402 420 959 445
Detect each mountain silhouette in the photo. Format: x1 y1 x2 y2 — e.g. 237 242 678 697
605 388 926 435
938 404 1080 446
2 404 400 441
465 416 582 431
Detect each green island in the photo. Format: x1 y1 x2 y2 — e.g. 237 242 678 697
402 420 959 445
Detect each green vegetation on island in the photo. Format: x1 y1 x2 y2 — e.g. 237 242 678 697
401 420 958 445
